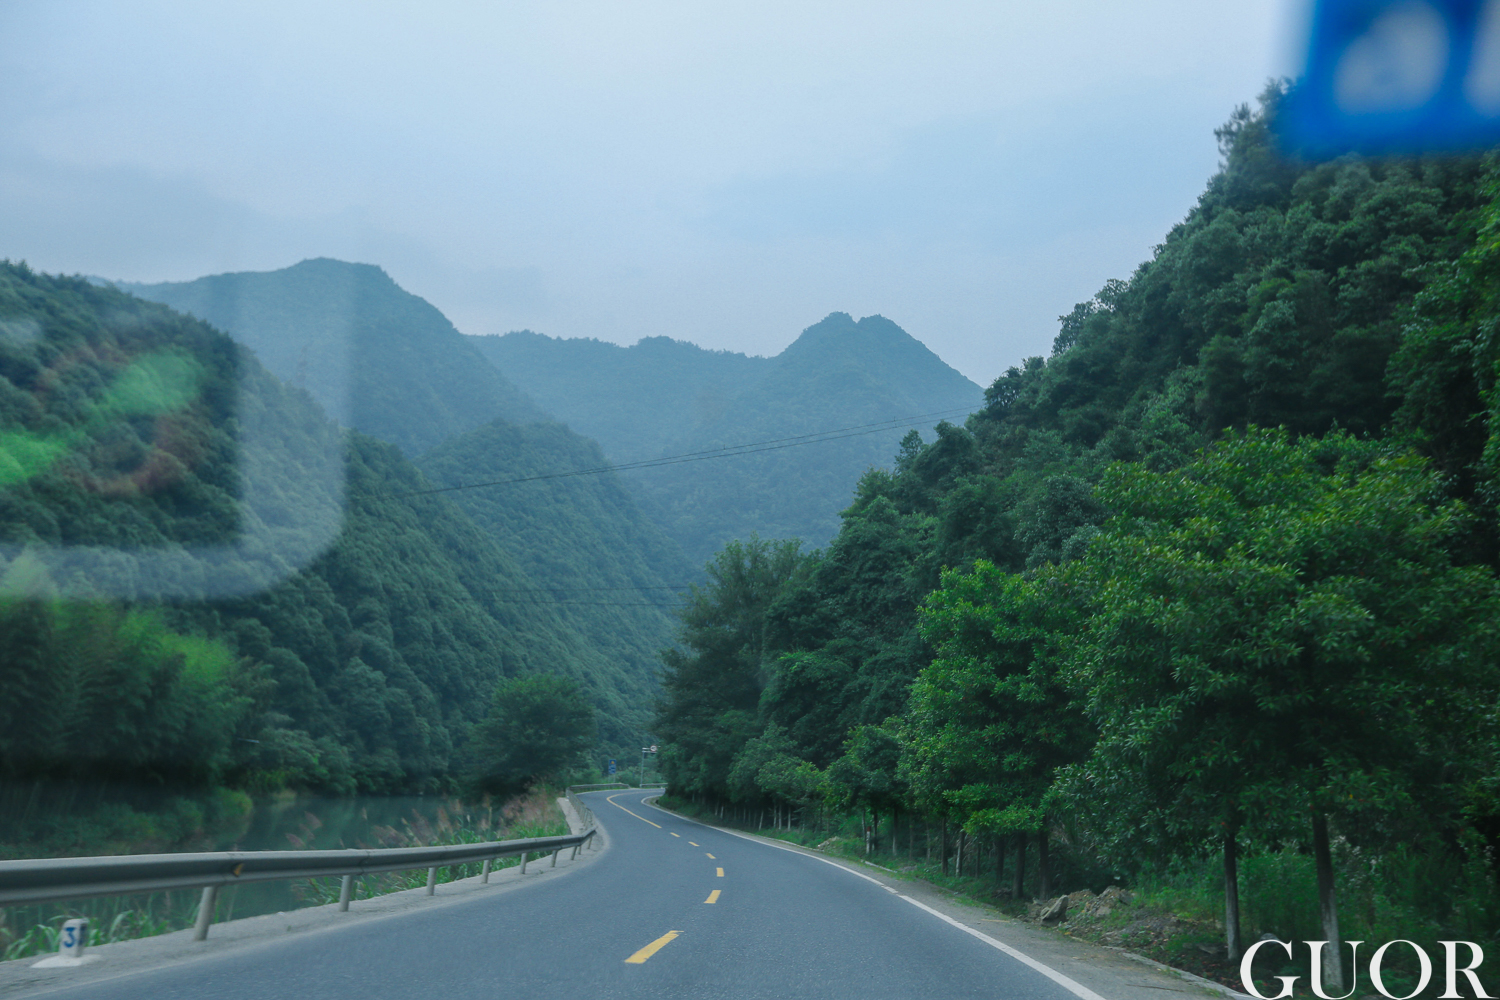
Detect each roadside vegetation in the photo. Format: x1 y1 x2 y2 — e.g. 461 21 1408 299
657 792 1495 998
653 85 1500 998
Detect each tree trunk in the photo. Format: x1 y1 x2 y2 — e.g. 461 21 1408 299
941 818 950 875
1224 826 1242 962
909 812 915 859
1312 811 1344 995
995 836 1007 887
956 828 965 875
1038 827 1051 901
1013 831 1027 899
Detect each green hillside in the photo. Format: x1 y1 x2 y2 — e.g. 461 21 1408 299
468 331 770 461
116 257 697 757
417 420 696 707
122 259 549 456
474 313 983 564
652 87 1500 965
0 263 657 800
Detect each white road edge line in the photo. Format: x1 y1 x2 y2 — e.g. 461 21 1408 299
638 793 1108 1000
897 895 1107 1000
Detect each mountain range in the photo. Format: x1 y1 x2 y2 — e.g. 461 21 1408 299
472 313 983 563
122 259 548 456
25 257 990 785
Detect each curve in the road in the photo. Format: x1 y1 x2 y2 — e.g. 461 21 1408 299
29 789 1107 1000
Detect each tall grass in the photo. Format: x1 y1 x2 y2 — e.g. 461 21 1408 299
291 787 567 904
1107 840 1499 998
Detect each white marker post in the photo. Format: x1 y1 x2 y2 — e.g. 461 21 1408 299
31 918 99 968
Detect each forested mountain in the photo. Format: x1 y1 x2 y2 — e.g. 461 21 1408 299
115 257 697 758
473 313 983 564
417 420 695 708
0 263 660 800
653 86 1500 963
121 258 549 456
468 331 771 461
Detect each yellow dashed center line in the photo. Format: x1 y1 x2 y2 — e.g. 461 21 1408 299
705 853 715 859
624 930 681 964
670 832 680 837
716 867 724 877
705 889 721 904
688 841 699 847
606 793 662 828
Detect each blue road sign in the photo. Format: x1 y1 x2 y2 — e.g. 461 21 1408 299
1288 0 1500 153
608 759 616 775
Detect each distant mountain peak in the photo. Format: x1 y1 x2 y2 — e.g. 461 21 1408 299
780 312 960 374
472 310 983 563
121 259 550 454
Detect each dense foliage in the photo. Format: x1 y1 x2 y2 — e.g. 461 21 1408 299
418 419 693 711
0 264 666 806
653 86 1500 972
465 674 597 794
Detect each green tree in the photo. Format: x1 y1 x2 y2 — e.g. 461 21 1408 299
655 536 813 800
466 674 596 794
1062 429 1500 978
909 564 1091 897
727 722 825 827
826 721 905 853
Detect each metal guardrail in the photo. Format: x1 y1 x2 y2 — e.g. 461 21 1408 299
4 787 650 955
565 782 634 831
0 828 595 943
564 781 662 829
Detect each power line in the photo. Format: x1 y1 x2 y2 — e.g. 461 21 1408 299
361 405 975 502
488 585 694 593
470 583 696 609
502 601 683 608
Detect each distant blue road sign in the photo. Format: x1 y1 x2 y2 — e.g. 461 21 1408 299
608 759 616 774
1289 0 1500 153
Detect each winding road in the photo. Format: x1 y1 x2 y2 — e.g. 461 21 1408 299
16 790 1199 999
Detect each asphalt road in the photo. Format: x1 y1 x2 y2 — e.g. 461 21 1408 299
39 790 1098 1000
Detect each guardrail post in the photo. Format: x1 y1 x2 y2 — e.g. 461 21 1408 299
481 858 491 883
520 852 528 874
426 867 437 895
551 848 559 867
338 875 353 911
193 885 218 941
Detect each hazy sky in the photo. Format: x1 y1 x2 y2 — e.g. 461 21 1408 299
0 2 1297 384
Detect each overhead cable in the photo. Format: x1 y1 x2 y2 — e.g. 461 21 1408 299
362 405 975 501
